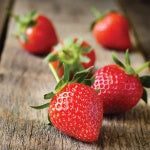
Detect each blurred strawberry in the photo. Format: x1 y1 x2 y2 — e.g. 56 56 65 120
91 8 131 51
12 11 58 54
45 38 96 80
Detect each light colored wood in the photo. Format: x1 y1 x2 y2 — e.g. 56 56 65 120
0 0 149 149
0 0 120 121
0 105 150 150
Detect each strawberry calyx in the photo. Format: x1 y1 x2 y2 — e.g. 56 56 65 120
11 11 38 42
112 50 136 75
90 7 105 30
112 50 150 103
90 7 116 30
31 65 95 124
45 38 92 78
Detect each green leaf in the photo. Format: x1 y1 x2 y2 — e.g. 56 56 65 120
9 11 20 22
80 55 90 63
125 66 136 75
71 66 93 83
55 79 66 92
48 115 51 122
27 20 37 28
75 38 83 48
125 50 130 66
64 38 74 48
112 52 125 69
63 64 69 83
44 53 58 62
90 77 95 85
31 103 49 109
45 115 52 125
46 115 52 126
44 92 54 99
140 76 150 88
49 63 60 83
82 77 95 86
90 20 97 30
54 44 63 51
45 122 52 125
136 62 150 74
22 11 38 27
79 46 92 53
54 64 69 92
19 33 28 43
141 88 147 104
23 11 38 24
91 6 102 18
29 10 38 19
90 7 105 30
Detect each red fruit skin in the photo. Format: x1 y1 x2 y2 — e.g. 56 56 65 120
91 65 143 114
20 15 58 54
49 83 103 142
51 39 96 77
93 12 131 51
50 61 64 77
81 41 96 69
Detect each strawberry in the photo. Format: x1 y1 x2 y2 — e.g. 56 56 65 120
45 38 96 81
90 8 131 51
11 11 58 54
31 66 103 142
91 50 150 114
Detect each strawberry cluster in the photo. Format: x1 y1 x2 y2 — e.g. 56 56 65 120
32 50 150 143
12 8 131 55
11 7 150 144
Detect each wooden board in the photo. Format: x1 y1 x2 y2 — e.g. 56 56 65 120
0 0 11 37
0 0 12 54
0 0 150 149
0 106 150 149
118 0 150 60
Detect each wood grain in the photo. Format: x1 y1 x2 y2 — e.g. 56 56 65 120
117 0 150 60
0 0 11 37
0 104 150 150
0 0 150 149
0 0 120 121
0 0 12 54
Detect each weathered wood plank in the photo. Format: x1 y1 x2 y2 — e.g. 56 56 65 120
0 0 149 149
0 0 12 54
0 104 150 150
0 0 120 121
0 0 11 37
117 0 150 60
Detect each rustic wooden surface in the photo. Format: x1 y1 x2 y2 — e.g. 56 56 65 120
0 0 12 54
0 0 11 37
0 0 150 149
118 0 150 60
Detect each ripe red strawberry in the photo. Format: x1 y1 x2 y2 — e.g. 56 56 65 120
31 66 103 142
12 11 58 54
45 38 96 80
91 8 131 51
91 51 150 114
49 83 103 142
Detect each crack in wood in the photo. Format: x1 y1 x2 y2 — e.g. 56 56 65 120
0 0 15 61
